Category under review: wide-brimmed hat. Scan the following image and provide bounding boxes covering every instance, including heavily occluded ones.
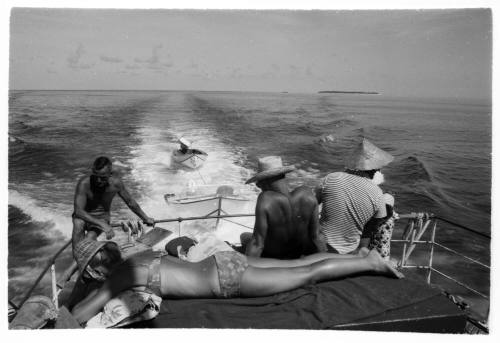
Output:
[178,137,192,148]
[345,138,394,171]
[74,239,119,275]
[245,156,296,184]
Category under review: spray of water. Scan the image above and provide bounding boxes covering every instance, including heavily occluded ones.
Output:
[126,124,257,243]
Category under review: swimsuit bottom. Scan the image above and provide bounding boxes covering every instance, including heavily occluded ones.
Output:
[212,251,249,298]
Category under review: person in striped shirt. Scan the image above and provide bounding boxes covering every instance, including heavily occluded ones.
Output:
[315,138,394,254]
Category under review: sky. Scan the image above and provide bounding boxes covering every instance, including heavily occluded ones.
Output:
[8,7,492,98]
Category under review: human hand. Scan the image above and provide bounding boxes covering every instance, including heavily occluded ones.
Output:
[121,220,143,236]
[103,224,115,239]
[143,216,155,227]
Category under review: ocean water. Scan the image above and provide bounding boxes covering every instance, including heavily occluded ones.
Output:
[8,90,491,317]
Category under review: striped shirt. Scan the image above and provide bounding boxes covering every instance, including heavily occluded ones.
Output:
[319,172,386,254]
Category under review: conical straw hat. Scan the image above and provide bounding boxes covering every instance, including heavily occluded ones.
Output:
[345,138,394,170]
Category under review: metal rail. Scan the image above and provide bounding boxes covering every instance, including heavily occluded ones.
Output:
[10,210,489,325]
[9,213,255,311]
[12,239,72,310]
[395,213,490,316]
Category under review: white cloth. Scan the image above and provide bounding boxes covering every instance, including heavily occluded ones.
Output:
[182,234,234,262]
[85,289,162,328]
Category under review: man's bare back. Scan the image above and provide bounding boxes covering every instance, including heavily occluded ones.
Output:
[245,156,325,259]
[254,186,319,258]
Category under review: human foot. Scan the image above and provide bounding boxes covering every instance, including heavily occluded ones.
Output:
[357,247,370,257]
[367,249,404,279]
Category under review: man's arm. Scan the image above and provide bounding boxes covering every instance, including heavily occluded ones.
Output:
[245,194,268,257]
[314,183,323,204]
[308,200,327,252]
[73,179,114,241]
[116,179,155,226]
[359,214,387,249]
[359,194,388,249]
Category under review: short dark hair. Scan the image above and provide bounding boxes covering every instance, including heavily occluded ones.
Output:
[346,169,379,179]
[92,156,112,171]
[88,243,122,269]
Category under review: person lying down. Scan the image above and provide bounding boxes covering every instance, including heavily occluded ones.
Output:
[71,238,404,325]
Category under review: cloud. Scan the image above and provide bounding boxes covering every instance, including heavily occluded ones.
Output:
[67,43,95,70]
[125,64,140,70]
[100,55,123,63]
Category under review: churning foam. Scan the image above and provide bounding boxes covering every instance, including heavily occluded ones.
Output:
[8,189,73,237]
[126,123,257,243]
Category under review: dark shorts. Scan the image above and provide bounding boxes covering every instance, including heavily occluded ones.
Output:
[212,251,249,298]
[72,211,110,236]
[326,243,340,254]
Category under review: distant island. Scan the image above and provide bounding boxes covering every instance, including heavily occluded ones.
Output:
[318,91,379,95]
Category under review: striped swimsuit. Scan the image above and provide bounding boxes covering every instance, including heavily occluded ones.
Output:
[319,172,386,254]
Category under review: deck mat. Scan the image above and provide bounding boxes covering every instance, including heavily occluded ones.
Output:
[144,275,448,329]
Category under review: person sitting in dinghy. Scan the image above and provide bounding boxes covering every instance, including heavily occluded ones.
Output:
[178,137,193,154]
[70,238,403,325]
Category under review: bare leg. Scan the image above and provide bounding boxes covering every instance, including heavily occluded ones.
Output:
[241,250,403,297]
[247,252,360,268]
[72,217,87,252]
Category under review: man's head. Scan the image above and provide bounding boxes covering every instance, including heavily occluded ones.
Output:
[74,239,122,282]
[90,156,113,190]
[344,139,393,184]
[245,156,295,187]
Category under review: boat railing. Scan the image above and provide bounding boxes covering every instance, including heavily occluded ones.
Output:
[9,211,490,330]
[8,213,255,314]
[391,212,490,332]
[392,212,490,299]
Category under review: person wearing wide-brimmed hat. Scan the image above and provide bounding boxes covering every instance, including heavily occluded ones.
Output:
[178,137,192,154]
[315,138,394,255]
[242,156,326,259]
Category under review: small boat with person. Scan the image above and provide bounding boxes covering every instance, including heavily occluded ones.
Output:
[172,137,208,169]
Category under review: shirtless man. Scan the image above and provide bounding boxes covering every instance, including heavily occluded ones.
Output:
[243,156,327,259]
[72,156,155,251]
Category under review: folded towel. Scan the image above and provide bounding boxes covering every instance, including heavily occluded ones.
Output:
[86,289,162,328]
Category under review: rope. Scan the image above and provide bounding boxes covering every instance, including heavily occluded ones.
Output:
[434,215,490,240]
[220,218,254,230]
[197,169,207,184]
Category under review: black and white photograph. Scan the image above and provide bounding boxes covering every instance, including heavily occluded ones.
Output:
[4,0,495,337]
